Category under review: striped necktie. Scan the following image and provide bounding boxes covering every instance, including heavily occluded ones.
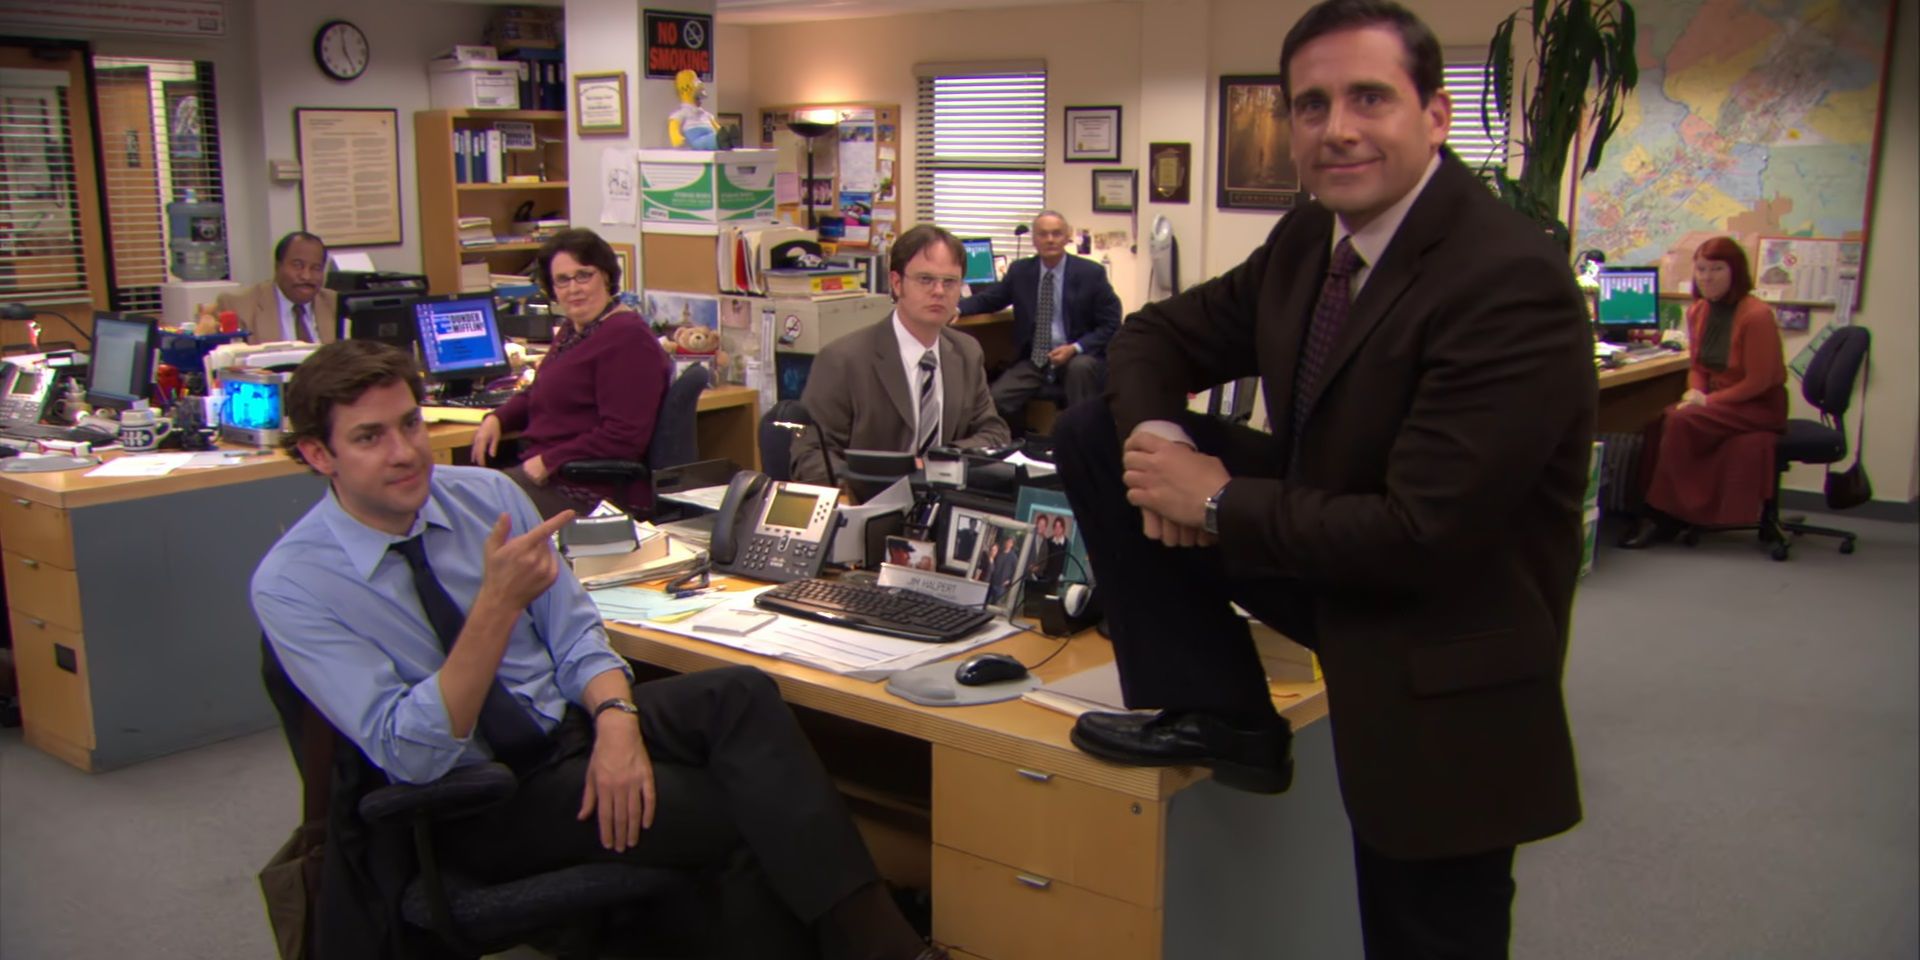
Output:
[915,348,940,455]
[1030,268,1056,368]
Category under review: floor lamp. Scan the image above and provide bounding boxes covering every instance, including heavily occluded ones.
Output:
[786,111,838,230]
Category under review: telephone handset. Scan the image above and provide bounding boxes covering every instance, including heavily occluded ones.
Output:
[710,470,842,583]
[0,362,56,423]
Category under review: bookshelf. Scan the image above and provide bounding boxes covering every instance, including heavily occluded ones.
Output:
[415,109,570,294]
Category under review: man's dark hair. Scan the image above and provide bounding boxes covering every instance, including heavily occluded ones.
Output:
[282,340,424,466]
[535,228,622,299]
[274,231,328,264]
[889,224,966,278]
[1278,0,1444,112]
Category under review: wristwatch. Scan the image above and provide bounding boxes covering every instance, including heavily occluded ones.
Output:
[1202,482,1230,536]
[592,697,640,722]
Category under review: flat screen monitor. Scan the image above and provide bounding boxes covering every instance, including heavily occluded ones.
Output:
[86,312,159,411]
[960,238,997,286]
[1594,267,1660,343]
[414,296,509,388]
[342,290,424,351]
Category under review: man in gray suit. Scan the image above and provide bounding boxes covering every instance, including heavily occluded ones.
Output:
[790,225,1009,485]
[217,231,339,344]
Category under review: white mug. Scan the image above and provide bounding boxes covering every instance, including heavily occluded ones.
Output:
[119,408,174,452]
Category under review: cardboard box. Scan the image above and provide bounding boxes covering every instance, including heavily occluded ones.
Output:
[427,59,520,111]
[638,149,778,234]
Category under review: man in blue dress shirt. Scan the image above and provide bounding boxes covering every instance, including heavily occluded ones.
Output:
[252,340,941,960]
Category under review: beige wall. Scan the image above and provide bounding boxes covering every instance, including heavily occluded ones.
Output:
[737,0,1919,507]
[742,2,1147,298]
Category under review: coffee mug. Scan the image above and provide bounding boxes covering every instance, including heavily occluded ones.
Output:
[119,409,174,452]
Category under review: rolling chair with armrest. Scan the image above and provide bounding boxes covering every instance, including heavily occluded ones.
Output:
[557,362,711,520]
[1683,326,1871,561]
[261,636,706,959]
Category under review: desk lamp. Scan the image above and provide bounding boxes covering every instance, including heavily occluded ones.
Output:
[1012,223,1029,261]
[785,110,839,229]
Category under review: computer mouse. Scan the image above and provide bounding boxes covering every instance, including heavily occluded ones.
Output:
[954,653,1029,687]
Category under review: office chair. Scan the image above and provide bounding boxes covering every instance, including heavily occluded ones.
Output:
[261,636,705,959]
[557,362,712,519]
[758,399,812,482]
[1683,326,1871,561]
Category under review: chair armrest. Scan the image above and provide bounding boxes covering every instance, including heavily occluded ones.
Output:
[358,762,517,824]
[557,459,650,484]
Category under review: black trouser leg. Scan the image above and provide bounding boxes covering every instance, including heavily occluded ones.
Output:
[1052,402,1292,722]
[440,668,885,955]
[1352,834,1516,960]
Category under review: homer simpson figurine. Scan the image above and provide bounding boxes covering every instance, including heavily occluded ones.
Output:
[669,69,718,150]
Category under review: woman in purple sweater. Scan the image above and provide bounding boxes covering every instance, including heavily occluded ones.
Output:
[473,229,672,518]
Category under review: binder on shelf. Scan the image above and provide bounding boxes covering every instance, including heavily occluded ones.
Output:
[764,268,865,298]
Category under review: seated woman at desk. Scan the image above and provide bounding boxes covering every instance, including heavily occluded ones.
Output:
[473,229,672,519]
[1622,236,1787,548]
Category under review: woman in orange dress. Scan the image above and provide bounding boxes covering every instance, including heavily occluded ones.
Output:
[1621,237,1787,547]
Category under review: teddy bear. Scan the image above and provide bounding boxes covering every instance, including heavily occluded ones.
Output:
[664,324,729,378]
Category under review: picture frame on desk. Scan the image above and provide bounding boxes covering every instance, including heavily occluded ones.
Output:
[1015,485,1091,594]
[573,71,629,136]
[968,515,1035,616]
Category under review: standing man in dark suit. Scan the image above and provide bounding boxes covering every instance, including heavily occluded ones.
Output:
[1054,2,1593,957]
[958,211,1121,424]
[790,225,1009,485]
[217,231,339,344]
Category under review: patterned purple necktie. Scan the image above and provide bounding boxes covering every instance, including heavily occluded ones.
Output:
[1292,237,1365,443]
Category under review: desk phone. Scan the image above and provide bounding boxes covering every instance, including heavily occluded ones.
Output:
[0,362,56,423]
[710,471,840,583]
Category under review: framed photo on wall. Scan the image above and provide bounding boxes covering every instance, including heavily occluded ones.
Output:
[608,241,636,293]
[1216,75,1299,211]
[715,112,744,149]
[1148,142,1191,203]
[1064,105,1121,163]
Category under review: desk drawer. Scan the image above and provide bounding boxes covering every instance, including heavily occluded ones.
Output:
[932,845,1157,960]
[10,611,95,750]
[4,550,82,631]
[0,496,73,568]
[932,745,1162,907]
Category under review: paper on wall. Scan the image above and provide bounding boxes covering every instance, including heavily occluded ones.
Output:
[600,147,637,225]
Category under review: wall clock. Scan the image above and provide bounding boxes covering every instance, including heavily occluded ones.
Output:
[314,20,370,82]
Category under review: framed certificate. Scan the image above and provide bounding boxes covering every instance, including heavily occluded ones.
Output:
[1091,168,1136,213]
[573,72,629,136]
[1064,105,1120,163]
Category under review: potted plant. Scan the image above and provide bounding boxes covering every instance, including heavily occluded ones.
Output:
[1481,0,1640,251]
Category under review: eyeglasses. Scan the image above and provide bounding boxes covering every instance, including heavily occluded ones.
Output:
[904,273,964,293]
[551,268,601,289]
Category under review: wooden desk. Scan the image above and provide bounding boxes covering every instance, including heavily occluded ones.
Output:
[0,387,756,772]
[607,619,1350,959]
[954,310,1016,372]
[1596,352,1690,433]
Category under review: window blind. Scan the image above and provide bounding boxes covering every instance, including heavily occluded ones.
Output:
[914,70,1046,257]
[0,66,89,307]
[93,56,227,313]
[1444,52,1509,179]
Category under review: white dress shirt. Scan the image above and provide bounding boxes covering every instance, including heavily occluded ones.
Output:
[890,311,945,448]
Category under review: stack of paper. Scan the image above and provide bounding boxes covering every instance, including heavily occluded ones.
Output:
[589,585,735,623]
[457,216,496,248]
[1020,663,1137,719]
[571,534,706,589]
[653,593,1019,681]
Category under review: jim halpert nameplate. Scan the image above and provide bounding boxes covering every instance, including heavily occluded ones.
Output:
[295,108,403,247]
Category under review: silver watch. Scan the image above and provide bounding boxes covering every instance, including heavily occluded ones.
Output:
[592,697,639,721]
[1202,483,1230,535]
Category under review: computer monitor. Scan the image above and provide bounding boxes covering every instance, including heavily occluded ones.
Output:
[1594,267,1661,343]
[960,238,997,286]
[341,290,424,351]
[414,296,509,394]
[86,312,159,411]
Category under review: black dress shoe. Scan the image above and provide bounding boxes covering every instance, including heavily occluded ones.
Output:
[1071,710,1294,794]
[1618,516,1680,549]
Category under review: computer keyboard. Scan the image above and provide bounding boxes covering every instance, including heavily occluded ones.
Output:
[439,389,520,409]
[755,578,995,644]
[0,421,116,444]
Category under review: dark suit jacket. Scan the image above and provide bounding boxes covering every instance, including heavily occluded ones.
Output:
[959,254,1121,359]
[217,280,341,345]
[1107,150,1594,859]
[790,316,1011,484]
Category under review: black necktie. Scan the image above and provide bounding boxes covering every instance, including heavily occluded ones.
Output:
[1031,268,1056,369]
[391,535,549,771]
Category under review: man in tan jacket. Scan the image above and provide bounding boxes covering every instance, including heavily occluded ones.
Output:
[218,231,339,344]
